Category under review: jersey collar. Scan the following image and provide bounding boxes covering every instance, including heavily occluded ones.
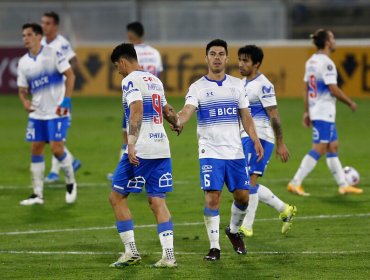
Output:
[204,75,227,86]
[244,73,261,87]
[28,46,44,61]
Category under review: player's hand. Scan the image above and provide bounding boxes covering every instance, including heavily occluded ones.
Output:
[350,101,357,112]
[22,100,34,113]
[303,112,311,128]
[169,123,183,136]
[56,97,71,116]
[254,140,264,162]
[128,144,140,166]
[276,142,290,163]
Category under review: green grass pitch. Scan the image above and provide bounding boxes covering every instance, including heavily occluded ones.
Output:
[0,95,369,279]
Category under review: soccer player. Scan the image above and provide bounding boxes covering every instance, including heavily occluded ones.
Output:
[41,11,81,183]
[108,43,181,268]
[176,39,264,261]
[237,45,297,237]
[17,23,77,205]
[107,21,163,181]
[288,29,363,195]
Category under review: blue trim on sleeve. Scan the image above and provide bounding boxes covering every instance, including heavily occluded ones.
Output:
[234,201,248,211]
[116,219,134,233]
[157,220,173,234]
[326,152,338,158]
[308,150,321,161]
[204,207,219,217]
[31,155,44,163]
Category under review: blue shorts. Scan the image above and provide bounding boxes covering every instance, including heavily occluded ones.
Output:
[112,154,173,196]
[26,117,68,142]
[242,137,274,176]
[199,158,250,192]
[312,120,338,144]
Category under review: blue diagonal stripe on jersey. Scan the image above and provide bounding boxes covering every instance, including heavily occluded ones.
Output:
[249,101,270,121]
[28,71,64,94]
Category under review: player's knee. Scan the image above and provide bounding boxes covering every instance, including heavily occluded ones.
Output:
[50,142,65,157]
[233,190,249,205]
[108,191,121,206]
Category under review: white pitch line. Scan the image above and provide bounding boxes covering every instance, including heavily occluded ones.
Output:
[0,250,369,256]
[1,213,369,236]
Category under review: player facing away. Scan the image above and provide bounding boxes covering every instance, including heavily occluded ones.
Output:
[108,43,181,268]
[41,11,81,183]
[288,29,363,196]
[237,45,297,237]
[17,23,77,205]
[176,39,264,261]
[107,21,164,181]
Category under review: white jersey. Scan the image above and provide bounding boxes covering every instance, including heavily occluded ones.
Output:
[241,74,277,143]
[185,75,249,159]
[134,44,163,77]
[304,53,337,122]
[17,46,71,120]
[122,70,170,159]
[41,34,76,61]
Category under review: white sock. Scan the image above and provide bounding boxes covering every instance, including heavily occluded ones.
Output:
[291,150,320,186]
[58,152,76,184]
[31,161,45,197]
[258,184,286,213]
[204,214,220,250]
[119,230,139,255]
[242,190,258,230]
[326,154,347,187]
[50,146,73,174]
[159,230,175,260]
[230,201,247,234]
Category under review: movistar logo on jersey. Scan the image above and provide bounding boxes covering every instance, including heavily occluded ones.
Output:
[262,86,273,94]
[209,107,237,117]
[122,81,139,95]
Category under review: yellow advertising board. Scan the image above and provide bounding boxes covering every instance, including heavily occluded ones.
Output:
[75,45,370,98]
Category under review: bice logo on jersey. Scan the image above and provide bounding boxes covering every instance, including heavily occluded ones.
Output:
[31,75,49,90]
[209,107,237,117]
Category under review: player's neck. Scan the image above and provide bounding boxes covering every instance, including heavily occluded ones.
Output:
[317,48,331,57]
[29,44,42,57]
[247,71,259,81]
[207,71,225,81]
[46,33,58,44]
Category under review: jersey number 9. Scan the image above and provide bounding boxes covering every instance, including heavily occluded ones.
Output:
[308,75,317,98]
[152,93,163,124]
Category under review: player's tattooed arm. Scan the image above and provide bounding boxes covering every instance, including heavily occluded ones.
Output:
[18,87,34,112]
[128,100,143,144]
[266,106,283,142]
[266,105,290,162]
[163,103,178,126]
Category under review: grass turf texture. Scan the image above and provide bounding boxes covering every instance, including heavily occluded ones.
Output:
[0,95,369,279]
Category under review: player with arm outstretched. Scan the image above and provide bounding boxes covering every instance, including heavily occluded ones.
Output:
[107,21,164,181]
[41,11,81,183]
[288,29,363,196]
[108,43,181,268]
[17,23,77,205]
[237,45,297,237]
[176,39,263,261]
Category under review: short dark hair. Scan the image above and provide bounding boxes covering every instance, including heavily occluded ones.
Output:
[43,11,60,25]
[22,23,43,35]
[310,29,329,49]
[238,45,264,66]
[206,39,228,55]
[126,21,144,38]
[111,43,138,63]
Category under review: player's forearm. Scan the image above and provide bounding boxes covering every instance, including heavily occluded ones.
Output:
[178,104,195,125]
[329,84,354,107]
[271,116,284,143]
[128,102,143,145]
[242,113,259,143]
[64,69,75,98]
[18,88,28,103]
[163,104,179,127]
[69,57,80,74]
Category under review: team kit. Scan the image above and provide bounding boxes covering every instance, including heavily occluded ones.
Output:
[17,13,362,268]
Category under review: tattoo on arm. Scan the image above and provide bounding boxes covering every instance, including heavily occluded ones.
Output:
[163,104,178,126]
[129,101,143,138]
[266,106,283,141]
